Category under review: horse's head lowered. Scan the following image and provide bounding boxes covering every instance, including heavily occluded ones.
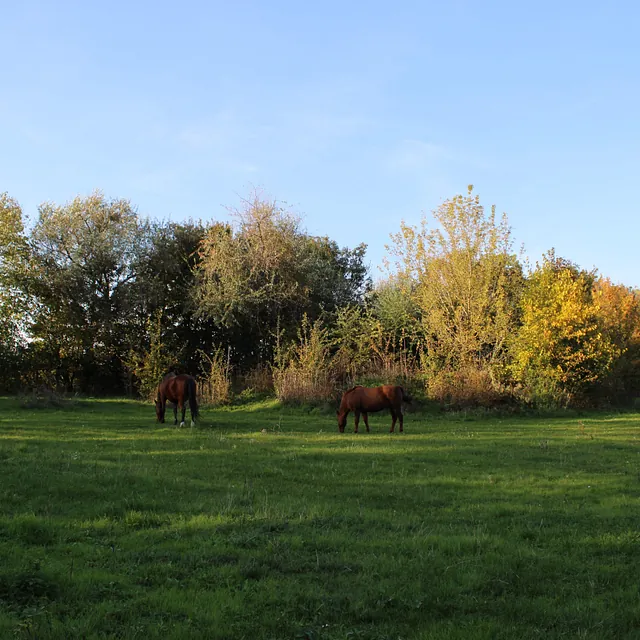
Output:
[154,394,165,423]
[336,409,347,433]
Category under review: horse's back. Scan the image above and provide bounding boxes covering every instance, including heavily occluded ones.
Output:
[343,385,405,411]
[361,385,401,402]
[341,385,385,412]
[160,374,196,401]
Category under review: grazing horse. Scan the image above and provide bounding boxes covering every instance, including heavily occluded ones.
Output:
[337,385,412,433]
[155,373,199,427]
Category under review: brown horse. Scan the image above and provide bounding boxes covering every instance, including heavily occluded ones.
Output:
[337,385,412,433]
[155,373,199,427]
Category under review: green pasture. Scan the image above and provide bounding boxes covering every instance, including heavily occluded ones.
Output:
[1,398,639,639]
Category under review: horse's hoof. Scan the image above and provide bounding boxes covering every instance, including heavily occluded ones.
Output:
[180,421,185,428]
[190,420,195,428]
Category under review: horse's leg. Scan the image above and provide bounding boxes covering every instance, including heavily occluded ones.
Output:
[180,401,186,427]
[389,409,397,433]
[362,412,370,433]
[189,388,196,427]
[354,410,361,434]
[160,396,167,424]
[173,403,178,426]
[399,409,404,433]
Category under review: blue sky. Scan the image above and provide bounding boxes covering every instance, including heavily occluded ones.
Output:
[1,1,639,285]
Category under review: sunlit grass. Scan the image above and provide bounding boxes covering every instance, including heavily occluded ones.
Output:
[1,397,640,638]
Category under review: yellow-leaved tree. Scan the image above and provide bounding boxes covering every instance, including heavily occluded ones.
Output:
[511,252,620,407]
[591,277,640,402]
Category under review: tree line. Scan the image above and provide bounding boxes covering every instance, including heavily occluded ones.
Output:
[1,186,638,409]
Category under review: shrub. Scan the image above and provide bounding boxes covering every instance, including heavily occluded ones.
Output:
[199,347,232,406]
[241,364,274,394]
[273,367,335,405]
[427,367,504,409]
[18,387,75,409]
[273,315,335,404]
[512,375,572,410]
[125,311,174,400]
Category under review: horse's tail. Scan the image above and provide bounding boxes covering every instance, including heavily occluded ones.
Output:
[188,377,199,421]
[401,387,412,404]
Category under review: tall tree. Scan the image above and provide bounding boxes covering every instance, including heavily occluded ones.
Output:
[511,252,620,406]
[194,192,369,369]
[300,236,369,316]
[26,191,150,392]
[0,193,30,389]
[386,186,523,377]
[131,219,220,379]
[589,277,640,403]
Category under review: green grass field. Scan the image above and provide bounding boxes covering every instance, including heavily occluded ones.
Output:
[1,397,639,639]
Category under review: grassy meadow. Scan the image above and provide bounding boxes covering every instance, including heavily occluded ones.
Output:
[1,397,639,639]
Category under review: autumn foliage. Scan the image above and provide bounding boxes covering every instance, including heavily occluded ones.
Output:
[0,187,638,409]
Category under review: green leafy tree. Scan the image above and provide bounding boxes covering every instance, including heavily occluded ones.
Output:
[131,219,219,376]
[386,186,524,380]
[195,191,369,369]
[0,193,30,389]
[195,194,304,329]
[370,276,422,353]
[25,191,151,392]
[332,306,377,379]
[300,236,369,316]
[125,311,175,400]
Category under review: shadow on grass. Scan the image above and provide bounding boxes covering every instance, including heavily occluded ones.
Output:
[2,398,640,638]
[3,504,638,639]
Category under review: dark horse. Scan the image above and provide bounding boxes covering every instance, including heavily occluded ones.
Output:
[337,385,412,433]
[155,373,199,427]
